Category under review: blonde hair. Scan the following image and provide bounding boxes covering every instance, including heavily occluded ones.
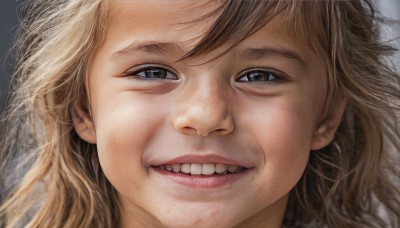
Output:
[1,0,399,227]
[0,0,117,227]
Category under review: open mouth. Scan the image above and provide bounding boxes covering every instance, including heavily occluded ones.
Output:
[151,162,253,189]
[154,163,247,176]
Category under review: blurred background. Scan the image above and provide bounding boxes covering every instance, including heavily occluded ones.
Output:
[0,0,399,115]
[0,0,19,115]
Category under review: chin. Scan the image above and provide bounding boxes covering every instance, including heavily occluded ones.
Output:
[155,203,242,228]
[160,216,234,228]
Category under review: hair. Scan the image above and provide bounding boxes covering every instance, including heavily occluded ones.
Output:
[1,0,399,227]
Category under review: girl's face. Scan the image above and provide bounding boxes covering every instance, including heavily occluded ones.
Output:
[79,1,338,227]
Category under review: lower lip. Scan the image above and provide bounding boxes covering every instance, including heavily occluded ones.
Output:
[151,167,252,189]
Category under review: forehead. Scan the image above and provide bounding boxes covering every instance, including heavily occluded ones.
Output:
[107,1,222,52]
[104,1,319,61]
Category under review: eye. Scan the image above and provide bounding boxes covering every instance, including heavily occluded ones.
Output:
[124,65,178,80]
[236,69,283,83]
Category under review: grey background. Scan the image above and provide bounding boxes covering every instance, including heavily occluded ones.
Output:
[0,1,399,116]
[0,0,19,115]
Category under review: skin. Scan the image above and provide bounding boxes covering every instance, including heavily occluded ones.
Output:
[73,1,345,227]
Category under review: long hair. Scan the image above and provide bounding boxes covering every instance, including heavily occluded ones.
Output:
[0,0,118,227]
[1,0,399,227]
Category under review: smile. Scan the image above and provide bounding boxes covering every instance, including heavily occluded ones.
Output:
[149,154,254,189]
[151,165,252,189]
[156,163,246,175]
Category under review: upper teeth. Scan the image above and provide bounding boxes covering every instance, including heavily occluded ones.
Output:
[159,163,243,175]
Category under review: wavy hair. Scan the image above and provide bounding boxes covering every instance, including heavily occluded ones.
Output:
[1,0,399,227]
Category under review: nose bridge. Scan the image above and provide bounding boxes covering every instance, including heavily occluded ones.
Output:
[174,75,234,136]
[196,78,227,116]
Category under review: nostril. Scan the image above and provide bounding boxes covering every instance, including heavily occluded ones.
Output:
[215,129,227,134]
[173,115,234,136]
[208,128,233,136]
[215,122,234,135]
[182,126,197,135]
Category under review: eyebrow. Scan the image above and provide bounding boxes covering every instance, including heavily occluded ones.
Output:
[111,42,184,59]
[241,47,308,70]
[112,41,308,70]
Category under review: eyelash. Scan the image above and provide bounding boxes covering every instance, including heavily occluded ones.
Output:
[123,64,179,80]
[236,68,285,83]
[123,65,286,83]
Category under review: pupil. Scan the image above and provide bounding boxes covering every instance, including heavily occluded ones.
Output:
[145,69,165,78]
[249,72,266,82]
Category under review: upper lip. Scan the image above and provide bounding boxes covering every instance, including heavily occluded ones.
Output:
[152,154,253,169]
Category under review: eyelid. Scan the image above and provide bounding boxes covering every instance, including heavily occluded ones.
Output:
[236,67,288,82]
[123,63,178,78]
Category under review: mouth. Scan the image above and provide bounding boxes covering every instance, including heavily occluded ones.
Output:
[151,163,252,189]
[154,163,247,175]
[149,154,254,189]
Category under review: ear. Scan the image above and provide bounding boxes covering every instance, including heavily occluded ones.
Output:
[310,97,347,150]
[71,105,97,144]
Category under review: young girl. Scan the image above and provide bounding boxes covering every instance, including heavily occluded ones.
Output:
[1,0,399,227]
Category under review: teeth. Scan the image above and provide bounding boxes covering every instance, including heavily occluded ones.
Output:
[172,164,181,173]
[159,163,244,175]
[215,164,227,174]
[190,164,202,175]
[228,165,237,173]
[202,163,215,175]
[181,164,191,174]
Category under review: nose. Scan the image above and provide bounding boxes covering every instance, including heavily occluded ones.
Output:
[172,80,234,137]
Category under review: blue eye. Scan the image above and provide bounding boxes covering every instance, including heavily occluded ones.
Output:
[236,70,282,83]
[124,66,178,80]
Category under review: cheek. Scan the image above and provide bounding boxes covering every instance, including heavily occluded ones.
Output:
[261,116,311,185]
[93,94,166,191]
[243,99,314,200]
